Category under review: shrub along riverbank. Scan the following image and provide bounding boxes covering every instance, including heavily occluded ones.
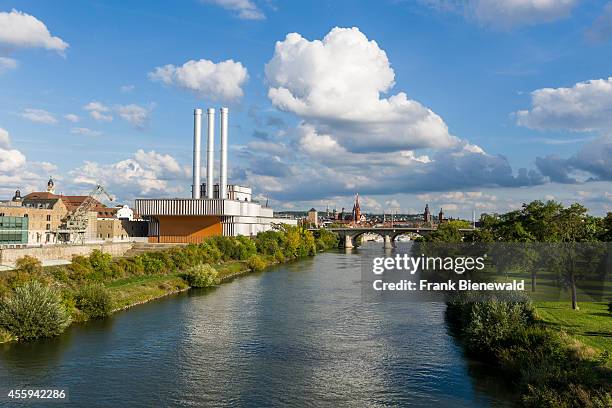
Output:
[0,226,339,343]
[447,292,611,407]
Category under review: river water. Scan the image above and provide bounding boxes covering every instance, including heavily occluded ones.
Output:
[0,243,513,407]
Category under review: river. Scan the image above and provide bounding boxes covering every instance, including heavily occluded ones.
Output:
[0,243,513,407]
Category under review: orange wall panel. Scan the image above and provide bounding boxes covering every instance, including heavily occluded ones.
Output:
[151,216,222,244]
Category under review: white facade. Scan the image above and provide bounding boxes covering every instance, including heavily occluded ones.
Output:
[116,205,134,221]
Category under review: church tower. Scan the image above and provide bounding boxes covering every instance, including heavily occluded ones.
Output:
[352,193,361,225]
[424,204,431,223]
[47,177,55,194]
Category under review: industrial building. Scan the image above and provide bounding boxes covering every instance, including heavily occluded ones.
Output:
[135,108,296,243]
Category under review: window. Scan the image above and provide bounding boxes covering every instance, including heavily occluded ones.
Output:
[46,215,51,221]
[46,224,51,230]
[23,214,28,218]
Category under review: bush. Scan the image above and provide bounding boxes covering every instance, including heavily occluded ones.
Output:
[50,266,69,283]
[140,253,167,275]
[247,255,267,272]
[463,298,536,356]
[274,250,285,263]
[255,230,282,255]
[313,229,339,251]
[15,255,42,274]
[75,284,113,319]
[68,255,94,280]
[235,236,257,260]
[183,264,219,288]
[89,250,113,278]
[0,281,71,340]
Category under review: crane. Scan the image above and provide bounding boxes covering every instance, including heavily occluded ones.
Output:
[63,184,114,244]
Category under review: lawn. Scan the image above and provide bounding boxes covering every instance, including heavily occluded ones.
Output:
[535,301,612,355]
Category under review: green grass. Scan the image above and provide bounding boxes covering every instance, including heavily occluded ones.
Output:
[107,274,188,310]
[535,301,612,356]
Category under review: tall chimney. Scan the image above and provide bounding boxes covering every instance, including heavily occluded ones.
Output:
[192,108,202,199]
[206,108,215,199]
[219,107,228,200]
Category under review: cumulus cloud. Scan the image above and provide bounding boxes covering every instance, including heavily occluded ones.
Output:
[234,27,547,205]
[536,136,612,183]
[116,104,150,129]
[0,147,26,173]
[0,9,68,53]
[586,2,612,43]
[0,56,17,73]
[265,27,458,152]
[21,108,57,124]
[83,101,113,122]
[201,0,265,20]
[64,113,79,122]
[516,77,612,132]
[149,58,248,102]
[420,0,578,29]
[69,149,186,198]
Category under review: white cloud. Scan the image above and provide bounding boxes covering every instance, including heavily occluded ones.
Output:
[265,27,458,153]
[116,104,150,129]
[0,147,25,172]
[0,127,10,148]
[0,128,27,176]
[0,9,68,53]
[21,108,57,124]
[586,2,612,43]
[64,113,79,122]
[120,84,135,93]
[70,127,100,136]
[420,0,578,29]
[471,0,578,28]
[84,101,113,122]
[149,58,248,102]
[0,56,17,73]
[517,77,612,132]
[201,0,265,20]
[69,149,185,198]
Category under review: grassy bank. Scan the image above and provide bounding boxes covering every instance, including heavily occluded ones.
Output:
[0,226,339,343]
[535,302,612,357]
[447,292,611,407]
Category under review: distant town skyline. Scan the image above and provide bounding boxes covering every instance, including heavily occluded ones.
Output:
[1,0,611,218]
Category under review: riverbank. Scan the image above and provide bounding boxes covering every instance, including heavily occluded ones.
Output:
[0,227,339,344]
[447,293,612,407]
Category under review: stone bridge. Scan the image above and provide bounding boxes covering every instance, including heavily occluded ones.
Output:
[313,227,474,249]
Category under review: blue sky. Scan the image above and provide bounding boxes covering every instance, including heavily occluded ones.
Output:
[1,0,611,217]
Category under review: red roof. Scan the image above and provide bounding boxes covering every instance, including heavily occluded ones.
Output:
[23,192,115,217]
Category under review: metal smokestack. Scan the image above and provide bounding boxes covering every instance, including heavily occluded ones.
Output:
[192,108,202,199]
[206,108,215,199]
[219,107,228,200]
